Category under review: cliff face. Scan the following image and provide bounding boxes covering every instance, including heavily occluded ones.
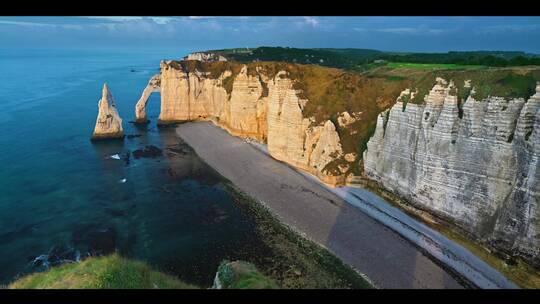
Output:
[266,71,345,185]
[142,61,346,185]
[91,84,124,140]
[183,52,227,62]
[364,78,540,263]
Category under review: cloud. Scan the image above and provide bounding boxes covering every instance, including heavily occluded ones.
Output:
[350,25,450,36]
[475,24,540,34]
[85,16,144,22]
[188,16,215,19]
[303,17,319,28]
[85,16,176,24]
[376,27,448,35]
[0,20,55,27]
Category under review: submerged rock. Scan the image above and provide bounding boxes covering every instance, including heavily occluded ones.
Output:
[72,225,117,256]
[91,84,124,140]
[132,145,163,159]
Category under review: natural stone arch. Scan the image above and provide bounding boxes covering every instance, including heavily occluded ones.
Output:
[134,74,161,123]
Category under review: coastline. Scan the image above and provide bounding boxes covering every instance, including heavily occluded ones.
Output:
[246,129,518,289]
[348,177,540,289]
[175,121,467,288]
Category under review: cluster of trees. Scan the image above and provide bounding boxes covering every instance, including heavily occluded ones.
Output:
[210,47,540,69]
[212,47,382,69]
[378,51,540,67]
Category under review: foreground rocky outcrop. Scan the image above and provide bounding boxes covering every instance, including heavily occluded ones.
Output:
[138,61,350,185]
[91,84,124,140]
[212,261,277,289]
[364,79,540,265]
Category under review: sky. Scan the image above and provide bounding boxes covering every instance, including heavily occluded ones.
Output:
[1,16,540,53]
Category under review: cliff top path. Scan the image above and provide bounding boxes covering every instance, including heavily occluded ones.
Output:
[176,121,464,289]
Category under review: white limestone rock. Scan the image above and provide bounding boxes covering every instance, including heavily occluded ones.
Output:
[155,61,348,186]
[91,84,124,140]
[364,79,540,264]
[135,74,161,123]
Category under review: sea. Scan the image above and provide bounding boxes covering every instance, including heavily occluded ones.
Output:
[0,47,268,286]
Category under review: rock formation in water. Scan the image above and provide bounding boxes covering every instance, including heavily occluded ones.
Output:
[134,74,160,123]
[137,61,347,185]
[363,78,540,264]
[91,84,124,140]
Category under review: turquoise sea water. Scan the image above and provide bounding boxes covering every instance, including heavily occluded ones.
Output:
[0,48,268,286]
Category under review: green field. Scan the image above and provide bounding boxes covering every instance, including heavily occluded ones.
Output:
[387,62,486,70]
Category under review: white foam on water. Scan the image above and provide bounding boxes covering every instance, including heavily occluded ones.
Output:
[110,154,121,160]
[118,178,127,183]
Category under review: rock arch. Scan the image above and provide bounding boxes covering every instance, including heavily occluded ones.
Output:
[134,74,161,123]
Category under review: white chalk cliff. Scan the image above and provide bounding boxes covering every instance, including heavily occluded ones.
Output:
[364,79,540,264]
[183,52,227,62]
[91,84,124,140]
[137,61,346,185]
[135,74,161,123]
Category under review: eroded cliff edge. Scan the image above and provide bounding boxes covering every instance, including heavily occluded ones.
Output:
[144,60,403,186]
[364,77,540,265]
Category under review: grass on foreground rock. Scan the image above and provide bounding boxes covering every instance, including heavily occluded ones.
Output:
[8,255,279,289]
[8,254,196,289]
[214,261,278,289]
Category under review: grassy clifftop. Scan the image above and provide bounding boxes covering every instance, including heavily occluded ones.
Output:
[373,66,540,105]
[168,60,409,175]
[206,47,540,70]
[169,58,540,177]
[8,254,195,289]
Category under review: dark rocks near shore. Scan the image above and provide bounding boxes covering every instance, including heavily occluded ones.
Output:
[27,245,81,271]
[128,119,151,125]
[123,151,130,166]
[132,145,162,159]
[72,225,117,256]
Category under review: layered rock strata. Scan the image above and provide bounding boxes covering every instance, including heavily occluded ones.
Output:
[139,61,346,185]
[91,84,124,140]
[364,79,540,264]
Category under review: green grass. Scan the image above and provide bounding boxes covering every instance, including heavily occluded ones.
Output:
[215,261,278,289]
[8,254,196,289]
[387,62,486,70]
